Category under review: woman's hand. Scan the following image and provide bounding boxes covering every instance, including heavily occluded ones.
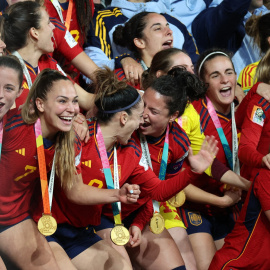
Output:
[121,57,144,86]
[119,183,141,204]
[128,225,141,247]
[220,189,242,208]
[72,113,90,143]
[188,135,218,174]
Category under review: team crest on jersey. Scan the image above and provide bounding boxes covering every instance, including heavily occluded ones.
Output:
[110,164,121,180]
[250,105,265,127]
[188,212,202,226]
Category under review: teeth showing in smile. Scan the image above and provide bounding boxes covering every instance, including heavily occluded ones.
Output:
[220,87,231,91]
[59,116,73,121]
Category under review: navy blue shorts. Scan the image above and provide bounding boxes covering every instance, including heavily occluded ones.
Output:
[46,223,102,259]
[0,216,31,234]
[180,208,235,241]
[94,211,138,232]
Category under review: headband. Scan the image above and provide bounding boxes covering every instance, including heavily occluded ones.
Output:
[198,51,229,76]
[102,93,141,114]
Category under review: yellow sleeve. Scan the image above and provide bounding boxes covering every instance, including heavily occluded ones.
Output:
[237,61,260,94]
[180,104,212,176]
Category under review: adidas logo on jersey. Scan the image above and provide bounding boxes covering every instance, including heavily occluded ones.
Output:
[15,148,25,156]
[82,160,91,168]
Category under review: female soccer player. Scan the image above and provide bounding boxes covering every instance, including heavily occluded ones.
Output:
[209,166,270,269]
[0,1,95,110]
[0,69,140,269]
[3,0,98,85]
[238,47,270,180]
[178,48,255,270]
[73,67,217,270]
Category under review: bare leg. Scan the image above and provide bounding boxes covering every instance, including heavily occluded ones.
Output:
[214,238,225,250]
[189,233,216,270]
[127,225,185,270]
[0,257,6,270]
[0,219,60,270]
[96,228,133,268]
[49,242,77,270]
[168,227,197,270]
[71,240,132,270]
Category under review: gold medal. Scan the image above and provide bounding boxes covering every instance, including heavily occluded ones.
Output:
[110,224,130,246]
[150,212,165,234]
[168,190,186,208]
[37,214,57,236]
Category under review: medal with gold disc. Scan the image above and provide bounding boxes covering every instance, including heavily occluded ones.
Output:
[111,224,130,246]
[97,125,130,246]
[140,126,171,235]
[34,119,57,236]
[150,212,165,234]
[168,190,186,207]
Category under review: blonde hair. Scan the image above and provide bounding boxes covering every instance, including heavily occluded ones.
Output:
[22,69,77,190]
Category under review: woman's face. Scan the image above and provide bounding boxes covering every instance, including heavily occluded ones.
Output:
[137,13,173,59]
[117,100,144,145]
[36,8,55,53]
[140,87,175,137]
[36,79,79,139]
[169,52,194,74]
[203,56,236,113]
[0,35,6,57]
[0,66,23,120]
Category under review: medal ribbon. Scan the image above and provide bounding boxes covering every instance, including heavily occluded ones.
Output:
[50,0,73,31]
[206,97,233,170]
[50,0,65,23]
[231,102,240,174]
[65,0,73,31]
[34,119,56,215]
[140,125,169,214]
[96,124,121,225]
[12,51,33,90]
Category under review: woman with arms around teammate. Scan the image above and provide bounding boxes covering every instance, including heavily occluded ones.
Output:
[76,67,217,270]
[0,68,140,269]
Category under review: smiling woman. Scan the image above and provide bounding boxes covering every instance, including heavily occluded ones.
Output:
[0,1,95,111]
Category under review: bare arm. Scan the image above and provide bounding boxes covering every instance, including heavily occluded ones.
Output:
[184,184,241,208]
[74,83,96,112]
[64,174,140,205]
[71,51,99,83]
[220,170,251,191]
[265,210,270,222]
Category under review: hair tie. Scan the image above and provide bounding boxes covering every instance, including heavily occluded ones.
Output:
[198,51,229,77]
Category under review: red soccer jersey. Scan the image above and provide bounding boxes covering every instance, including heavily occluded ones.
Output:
[44,0,94,82]
[44,0,94,48]
[238,89,270,181]
[15,54,71,108]
[0,111,55,226]
[183,98,240,216]
[128,122,191,229]
[209,169,270,270]
[48,120,198,227]
[50,17,82,61]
